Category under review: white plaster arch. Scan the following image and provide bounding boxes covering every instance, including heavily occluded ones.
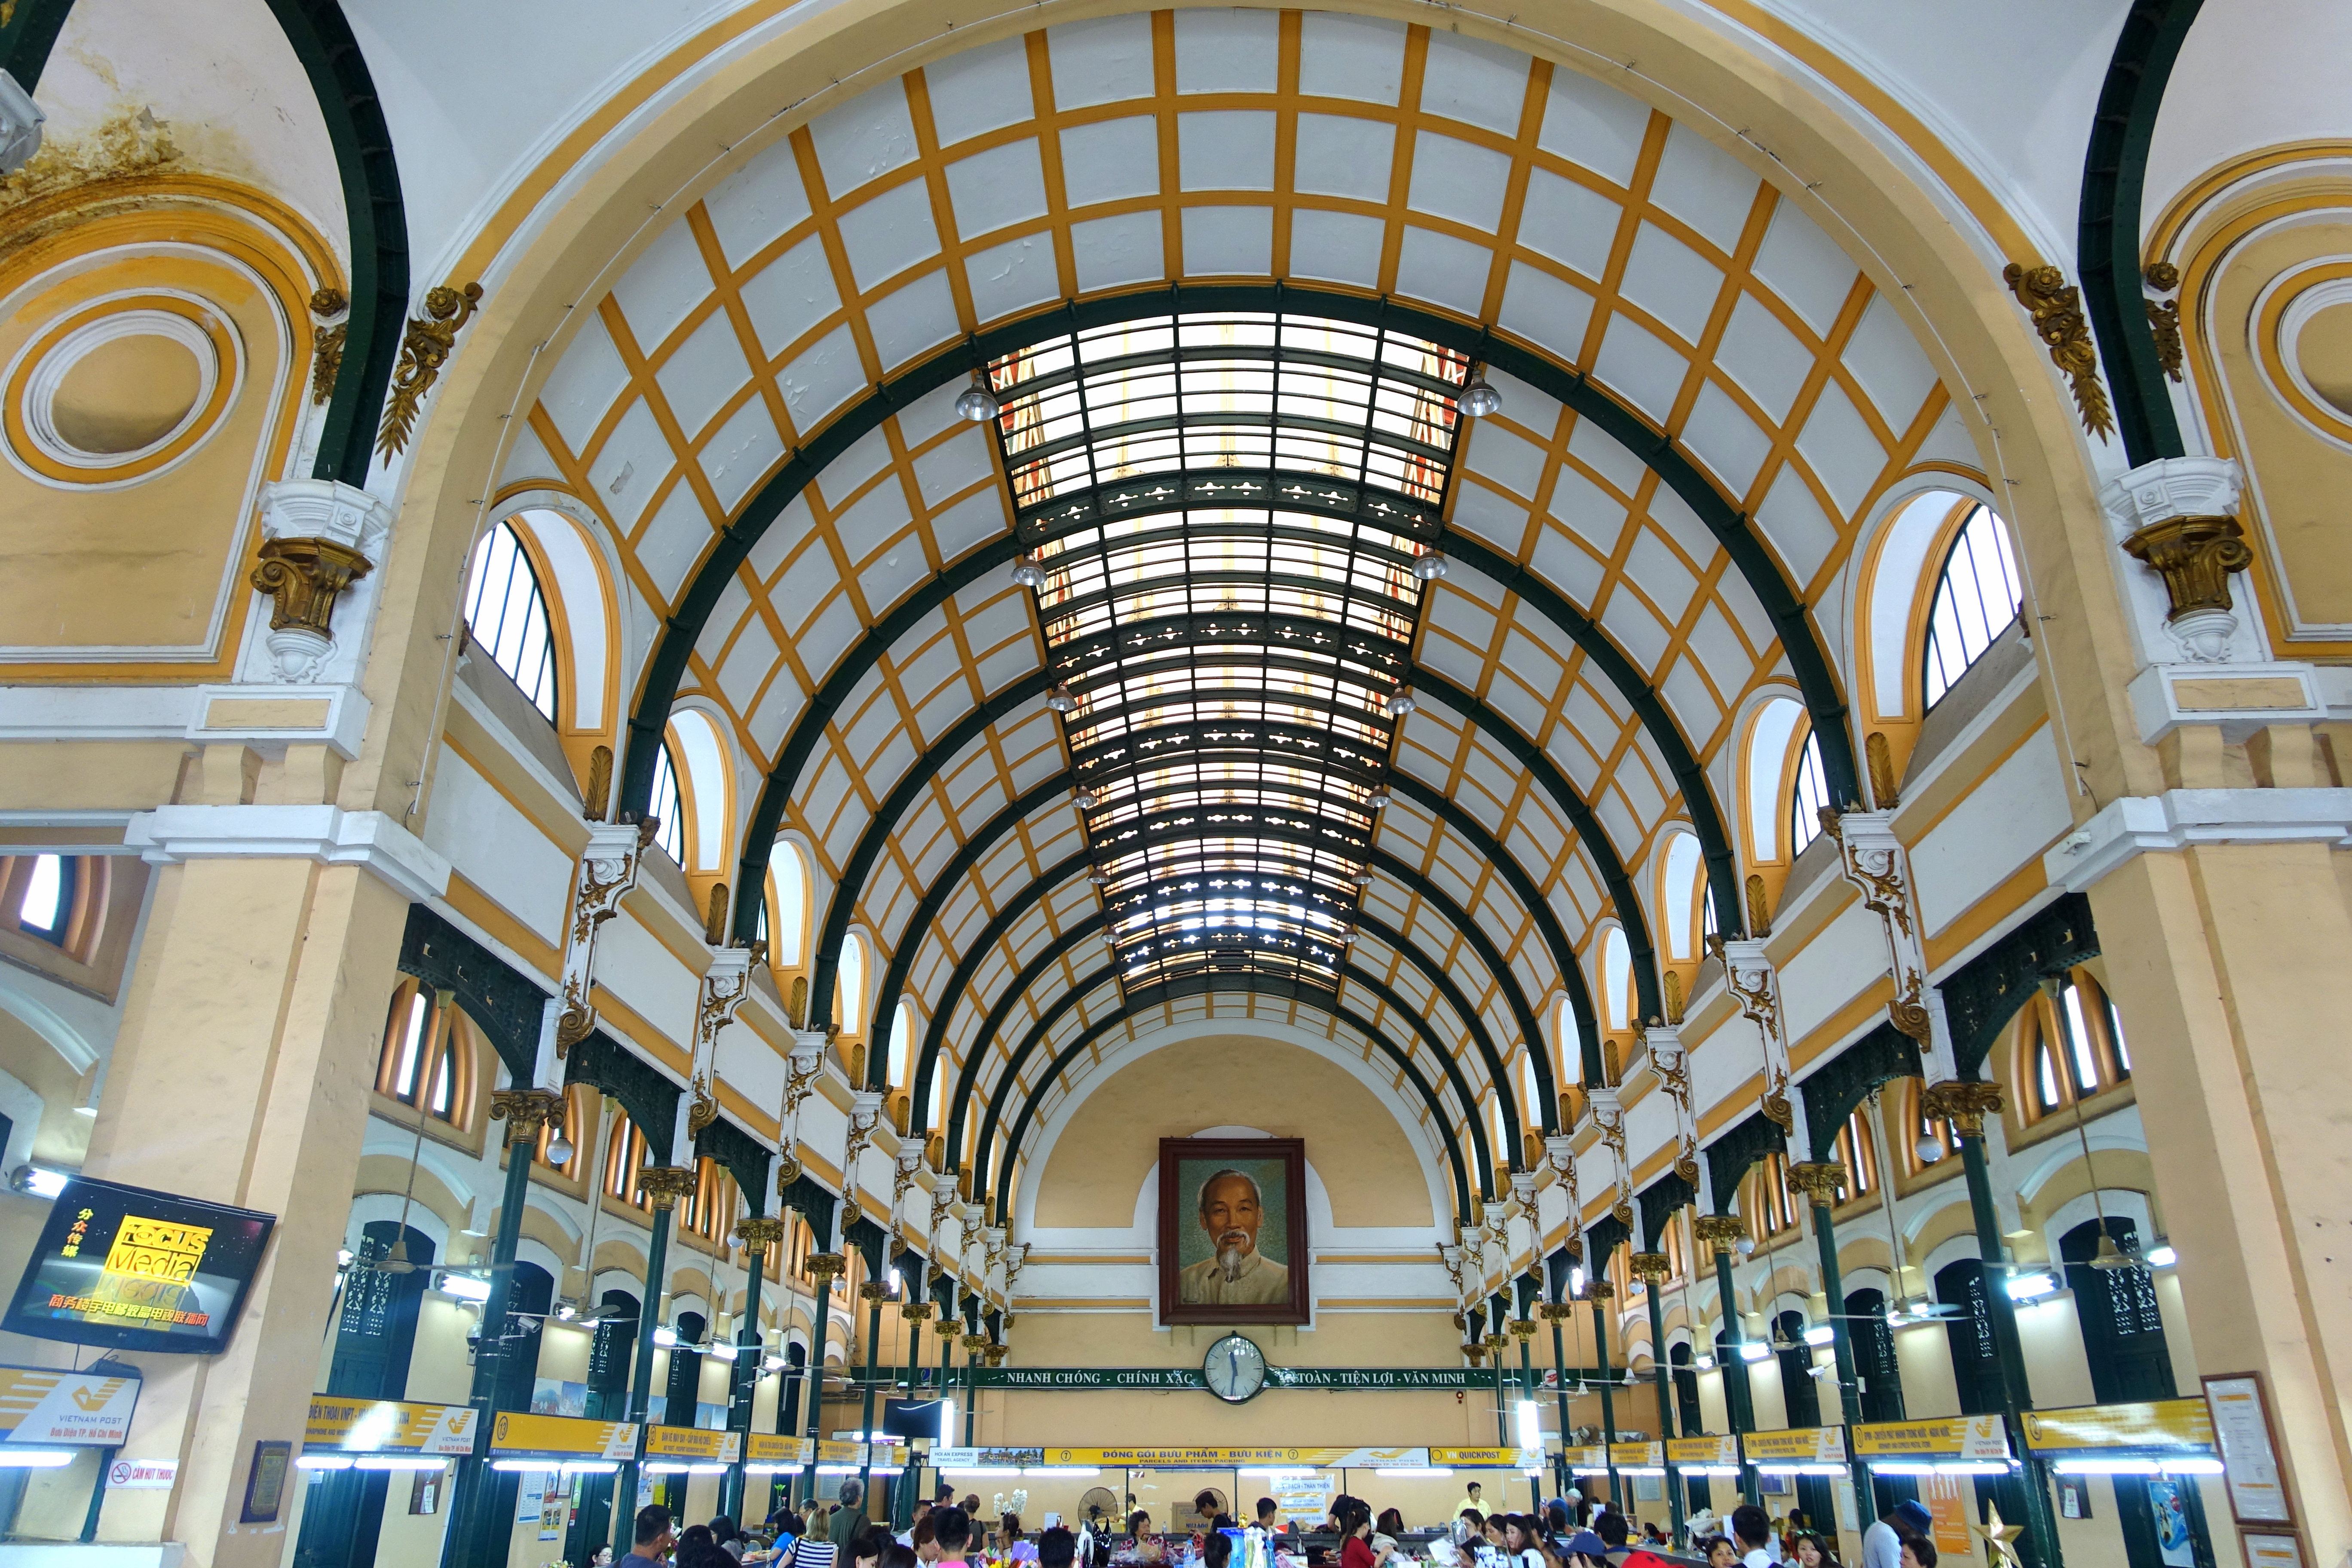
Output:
[0,970,102,1076]
[345,1194,452,1253]
[1012,1015,1455,1236]
[2012,1106,2147,1207]
[2040,1188,2157,1258]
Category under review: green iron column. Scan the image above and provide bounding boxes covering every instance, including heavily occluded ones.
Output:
[895,1297,930,1526]
[1787,1161,1873,1526]
[1511,1317,1542,1513]
[447,1086,564,1568]
[1486,1308,1511,1449]
[1630,1253,1682,1540]
[614,1162,696,1558]
[1926,1080,2064,1568]
[801,1251,845,1509]
[726,1216,787,1524]
[1695,1215,1760,1506]
[1587,1282,1620,1516]
[855,1275,888,1513]
[1542,1299,1577,1503]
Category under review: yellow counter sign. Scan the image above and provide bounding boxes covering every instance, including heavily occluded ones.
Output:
[488,1412,639,1461]
[645,1427,742,1461]
[747,1434,814,1464]
[1852,1416,2008,1460]
[2021,1400,2214,1453]
[306,1399,477,1456]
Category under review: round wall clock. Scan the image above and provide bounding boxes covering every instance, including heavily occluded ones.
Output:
[1202,1331,1268,1403]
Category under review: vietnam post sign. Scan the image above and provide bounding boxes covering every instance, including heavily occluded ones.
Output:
[306,1398,477,1455]
[0,1364,140,1446]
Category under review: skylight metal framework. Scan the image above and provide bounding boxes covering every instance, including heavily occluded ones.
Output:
[994,309,1467,1009]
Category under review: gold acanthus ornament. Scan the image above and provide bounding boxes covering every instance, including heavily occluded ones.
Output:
[1692,1214,1749,1253]
[774,1143,803,1192]
[1537,1302,1577,1323]
[1888,970,1934,1043]
[2003,262,2115,439]
[2121,514,2255,621]
[250,536,371,639]
[1627,1252,1671,1284]
[981,1344,1008,1368]
[2143,262,2185,382]
[1578,1280,1615,1304]
[376,281,483,457]
[636,1165,698,1213]
[733,1216,790,1251]
[686,1078,719,1136]
[805,1253,847,1282]
[307,287,347,407]
[1785,1161,1850,1209]
[489,1087,567,1148]
[1920,1078,2005,1137]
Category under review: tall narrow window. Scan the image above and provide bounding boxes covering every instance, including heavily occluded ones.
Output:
[1788,729,1831,855]
[16,854,72,945]
[646,741,686,866]
[1556,997,1585,1087]
[604,1115,650,1210]
[464,521,559,721]
[375,983,471,1127]
[888,1003,912,1090]
[2021,968,2132,1121]
[775,845,809,973]
[838,934,866,1037]
[1833,1111,1877,1198]
[1923,505,2023,709]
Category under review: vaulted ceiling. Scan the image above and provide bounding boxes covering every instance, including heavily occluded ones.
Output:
[492,6,1978,1209]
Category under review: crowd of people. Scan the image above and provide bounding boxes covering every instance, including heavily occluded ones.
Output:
[597,1476,1946,1568]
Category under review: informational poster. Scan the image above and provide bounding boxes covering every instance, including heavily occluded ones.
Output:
[2204,1375,2293,1525]
[517,1471,545,1525]
[2240,1533,2305,1568]
[1919,1476,1974,1557]
[409,1470,441,1516]
[540,1477,567,1541]
[1269,1473,1333,1525]
[2147,1479,2197,1568]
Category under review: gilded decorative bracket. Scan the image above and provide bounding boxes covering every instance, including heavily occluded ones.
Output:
[307,287,348,406]
[1822,807,1955,1081]
[376,281,483,458]
[551,821,655,1060]
[1642,1022,1699,1188]
[2003,262,2115,439]
[1717,936,1795,1132]
[1586,1086,1634,1228]
[2143,263,2185,382]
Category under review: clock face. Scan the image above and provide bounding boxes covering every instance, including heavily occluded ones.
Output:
[1203,1332,1268,1403]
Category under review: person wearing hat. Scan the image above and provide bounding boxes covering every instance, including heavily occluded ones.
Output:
[1561,1532,1611,1568]
[1861,1501,1933,1568]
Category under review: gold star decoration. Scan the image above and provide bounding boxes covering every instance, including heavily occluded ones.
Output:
[1969,1503,2024,1568]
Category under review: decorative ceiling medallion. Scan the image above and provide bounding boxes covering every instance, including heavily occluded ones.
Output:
[2,290,241,489]
[2249,257,2352,456]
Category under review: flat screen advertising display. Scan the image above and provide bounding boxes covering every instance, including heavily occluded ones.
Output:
[2,1177,275,1354]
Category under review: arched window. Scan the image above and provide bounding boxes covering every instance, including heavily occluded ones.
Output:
[1519,1055,1541,1150]
[604,1115,651,1210]
[1787,725,1831,856]
[1743,1150,1796,1242]
[1555,996,1585,1088]
[775,842,810,973]
[375,981,473,1127]
[1600,928,1631,1030]
[1923,504,2023,710]
[887,1002,912,1089]
[464,521,559,721]
[838,934,867,1038]
[1743,697,1805,864]
[16,853,72,944]
[1831,1110,1878,1199]
[1659,833,1702,963]
[680,1156,738,1245]
[646,741,686,866]
[5,853,105,959]
[2018,968,2131,1122]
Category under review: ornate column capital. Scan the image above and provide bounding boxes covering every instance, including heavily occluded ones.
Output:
[1692,1214,1749,1248]
[1628,1251,1671,1284]
[248,478,395,683]
[1920,1078,2006,1137]
[734,1216,790,1250]
[1537,1302,1577,1323]
[1579,1280,1614,1303]
[1785,1161,1849,1209]
[900,1300,934,1322]
[805,1253,847,1281]
[981,1344,1008,1367]
[636,1165,698,1212]
[1509,1317,1537,1340]
[959,1331,988,1351]
[489,1086,567,1147]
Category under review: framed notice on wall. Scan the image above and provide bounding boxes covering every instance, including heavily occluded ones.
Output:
[2202,1372,2294,1525]
[2239,1532,2305,1568]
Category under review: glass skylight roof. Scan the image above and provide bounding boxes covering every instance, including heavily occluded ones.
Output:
[992,310,1467,1006]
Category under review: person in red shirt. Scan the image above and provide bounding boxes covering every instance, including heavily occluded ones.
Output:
[1337,1502,1377,1568]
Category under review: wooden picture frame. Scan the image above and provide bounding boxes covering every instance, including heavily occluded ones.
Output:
[240,1439,291,1523]
[1158,1137,1308,1326]
[2202,1371,2295,1526]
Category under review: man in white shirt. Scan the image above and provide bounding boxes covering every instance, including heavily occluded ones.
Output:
[1861,1501,1933,1568]
[1730,1506,1776,1568]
